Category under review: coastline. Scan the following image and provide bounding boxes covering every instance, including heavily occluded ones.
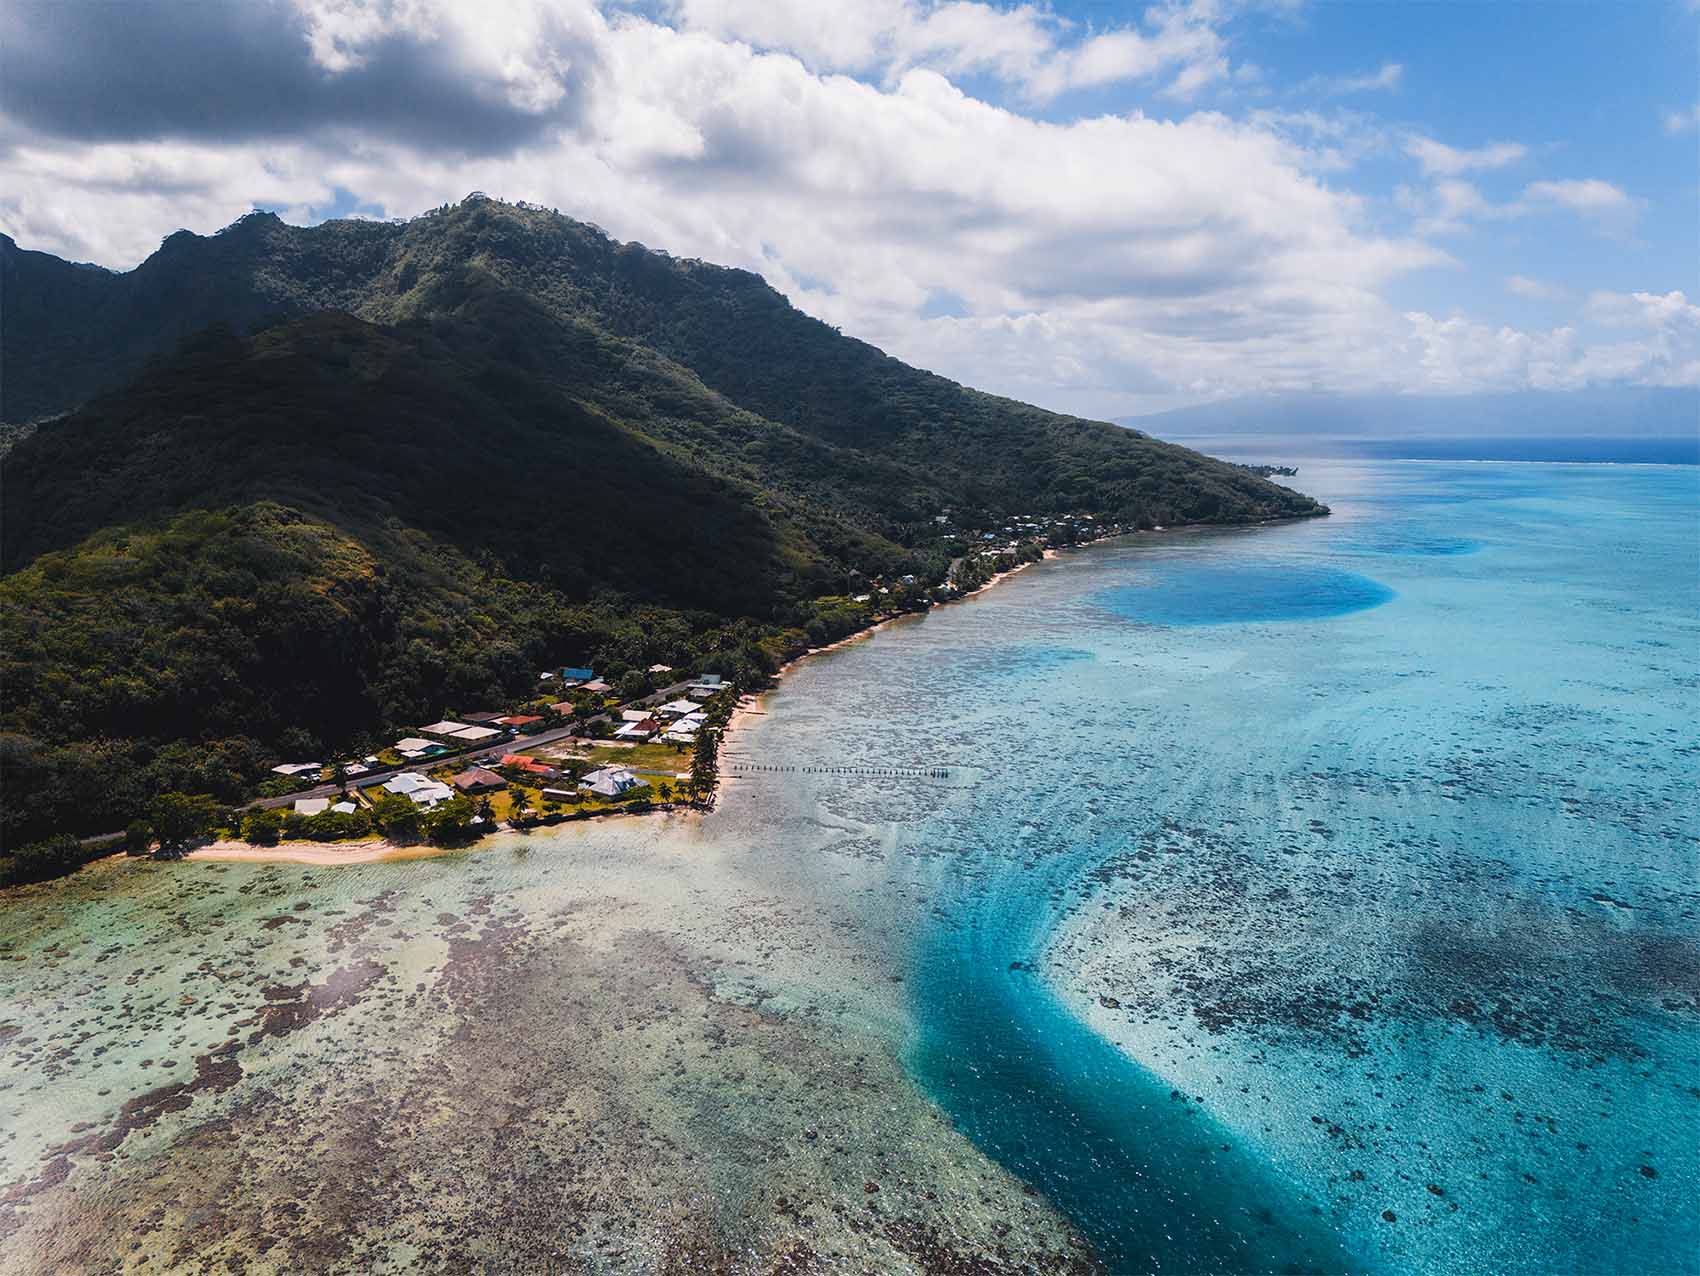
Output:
[186,836,429,866]
[119,535,1094,868]
[715,542,1074,796]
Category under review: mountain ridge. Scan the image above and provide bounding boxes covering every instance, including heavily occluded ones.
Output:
[0,195,1325,849]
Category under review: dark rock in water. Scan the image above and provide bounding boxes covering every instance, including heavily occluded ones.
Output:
[1426,1184,1446,1197]
[1382,1210,1397,1224]
[1099,995,1121,1009]
[1640,1165,1659,1179]
[864,1181,880,1193]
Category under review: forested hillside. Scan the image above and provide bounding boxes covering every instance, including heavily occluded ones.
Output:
[1,196,1325,848]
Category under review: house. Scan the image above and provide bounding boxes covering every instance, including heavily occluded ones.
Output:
[579,679,611,693]
[462,712,507,724]
[541,787,578,803]
[446,724,502,741]
[654,698,701,718]
[331,801,358,814]
[342,762,371,777]
[613,720,657,741]
[270,762,322,777]
[621,709,653,722]
[548,701,578,716]
[420,720,473,737]
[383,773,454,807]
[451,767,507,793]
[647,663,674,674]
[581,766,647,798]
[500,754,558,778]
[562,666,595,683]
[664,723,699,744]
[294,797,331,815]
[409,782,455,807]
[496,714,542,728]
[394,737,437,753]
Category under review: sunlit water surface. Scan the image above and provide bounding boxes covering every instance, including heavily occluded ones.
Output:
[2,459,1695,1274]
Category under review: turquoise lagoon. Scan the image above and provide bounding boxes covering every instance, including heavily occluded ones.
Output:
[725,457,1699,1274]
[1,458,1695,1273]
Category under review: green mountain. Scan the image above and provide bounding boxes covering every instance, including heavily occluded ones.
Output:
[0,196,1324,848]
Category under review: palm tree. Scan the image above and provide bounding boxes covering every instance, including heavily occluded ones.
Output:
[508,785,534,822]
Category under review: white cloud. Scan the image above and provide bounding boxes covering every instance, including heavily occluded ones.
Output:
[1662,103,1700,134]
[1406,136,1527,177]
[0,0,1690,410]
[1304,61,1402,97]
[665,0,1238,102]
[1521,178,1640,235]
[1505,274,1567,301]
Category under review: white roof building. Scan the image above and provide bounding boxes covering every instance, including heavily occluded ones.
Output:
[621,708,653,722]
[655,699,701,718]
[270,762,322,776]
[331,801,358,814]
[420,720,472,736]
[384,773,456,807]
[581,766,647,798]
[293,797,331,815]
[614,722,656,741]
[394,738,436,753]
[447,725,502,741]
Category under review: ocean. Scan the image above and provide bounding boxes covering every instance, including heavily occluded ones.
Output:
[1,456,1694,1273]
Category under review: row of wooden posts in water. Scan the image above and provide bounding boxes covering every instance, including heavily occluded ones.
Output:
[726,763,951,779]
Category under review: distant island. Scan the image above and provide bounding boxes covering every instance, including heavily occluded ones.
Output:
[0,195,1326,876]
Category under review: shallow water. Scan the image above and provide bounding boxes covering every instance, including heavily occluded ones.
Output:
[2,459,1695,1274]
[725,458,1699,1275]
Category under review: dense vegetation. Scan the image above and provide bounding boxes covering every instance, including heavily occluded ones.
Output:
[1,196,1324,853]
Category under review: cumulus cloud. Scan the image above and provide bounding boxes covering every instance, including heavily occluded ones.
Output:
[665,0,1237,101]
[0,0,1690,409]
[0,0,606,152]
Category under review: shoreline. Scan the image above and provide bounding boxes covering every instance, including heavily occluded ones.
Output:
[186,837,432,866]
[100,531,1113,868]
[714,540,1079,795]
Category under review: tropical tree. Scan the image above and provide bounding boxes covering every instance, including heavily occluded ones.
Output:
[369,793,422,843]
[241,807,284,846]
[148,792,217,852]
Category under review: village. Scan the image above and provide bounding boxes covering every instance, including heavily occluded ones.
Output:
[166,511,1120,854]
[245,668,739,847]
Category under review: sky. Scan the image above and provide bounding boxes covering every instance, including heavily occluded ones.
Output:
[1,0,1695,418]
